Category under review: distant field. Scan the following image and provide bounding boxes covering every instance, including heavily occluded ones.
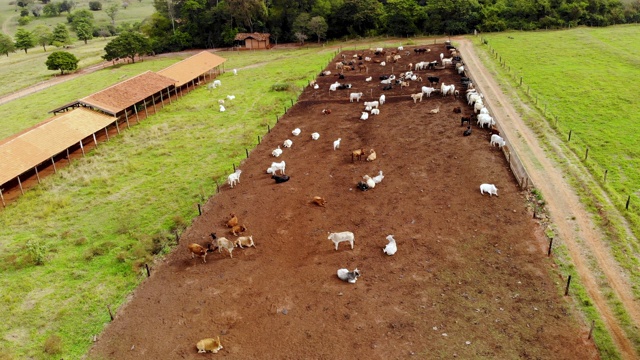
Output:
[478,25,640,325]
[1,0,156,36]
[479,25,640,234]
[0,45,338,359]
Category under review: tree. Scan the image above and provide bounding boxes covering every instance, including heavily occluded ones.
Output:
[294,31,307,44]
[88,1,102,10]
[0,33,16,57]
[383,0,421,36]
[31,4,43,17]
[332,0,384,37]
[14,28,35,53]
[292,12,311,35]
[75,20,93,44]
[103,31,150,63]
[43,2,60,16]
[308,16,328,43]
[68,9,94,30]
[58,0,75,14]
[105,3,119,26]
[46,50,78,74]
[227,0,267,33]
[32,25,53,51]
[51,23,71,46]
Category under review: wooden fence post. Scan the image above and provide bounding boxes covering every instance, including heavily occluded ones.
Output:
[107,305,114,321]
[565,275,572,296]
[604,169,608,182]
[626,196,631,210]
[145,264,150,277]
[548,238,553,256]
[588,320,595,339]
[197,203,202,216]
[568,130,572,142]
[584,148,589,161]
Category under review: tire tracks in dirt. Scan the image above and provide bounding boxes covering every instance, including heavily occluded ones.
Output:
[456,37,638,359]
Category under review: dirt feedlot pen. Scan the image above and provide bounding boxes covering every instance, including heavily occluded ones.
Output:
[90,44,596,359]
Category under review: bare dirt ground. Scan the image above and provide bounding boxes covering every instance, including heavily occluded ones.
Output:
[89,44,598,359]
[456,38,638,359]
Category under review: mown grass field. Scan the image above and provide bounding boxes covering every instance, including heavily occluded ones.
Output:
[2,0,155,36]
[475,25,640,357]
[0,46,336,359]
[0,0,155,97]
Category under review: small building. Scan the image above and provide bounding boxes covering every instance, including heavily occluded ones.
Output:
[234,33,271,50]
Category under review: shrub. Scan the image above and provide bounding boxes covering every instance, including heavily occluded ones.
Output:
[88,1,102,10]
[18,16,32,25]
[20,9,29,16]
[25,239,47,265]
[271,83,290,92]
[43,335,62,355]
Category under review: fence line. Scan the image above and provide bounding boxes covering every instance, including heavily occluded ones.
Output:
[479,37,636,212]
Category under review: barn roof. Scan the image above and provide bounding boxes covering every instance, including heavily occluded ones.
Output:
[79,71,175,115]
[234,33,270,41]
[0,108,116,185]
[157,51,227,87]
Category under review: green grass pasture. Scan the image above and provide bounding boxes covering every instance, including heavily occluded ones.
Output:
[0,46,333,359]
[476,25,640,357]
[2,0,156,36]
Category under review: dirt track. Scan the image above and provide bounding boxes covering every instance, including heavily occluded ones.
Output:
[456,38,638,359]
[88,44,598,359]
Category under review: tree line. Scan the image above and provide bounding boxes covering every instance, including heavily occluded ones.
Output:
[141,0,640,53]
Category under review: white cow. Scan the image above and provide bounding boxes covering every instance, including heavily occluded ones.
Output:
[283,139,293,148]
[350,92,363,102]
[328,231,355,250]
[267,161,286,175]
[480,183,498,196]
[272,146,282,157]
[490,134,506,148]
[213,79,221,87]
[364,101,379,109]
[379,94,385,105]
[227,169,242,188]
[311,132,320,140]
[371,109,380,115]
[477,114,495,128]
[333,138,341,150]
[421,86,436,97]
[360,112,369,121]
[383,235,397,255]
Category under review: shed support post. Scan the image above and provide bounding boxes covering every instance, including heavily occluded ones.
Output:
[34,166,40,184]
[134,105,139,122]
[160,91,165,108]
[66,148,71,163]
[51,157,57,173]
[152,95,157,113]
[125,111,130,128]
[115,119,120,134]
[167,89,172,104]
[175,87,179,99]
[104,127,110,141]
[92,133,98,147]
[0,188,5,207]
[17,176,24,195]
[79,140,85,157]
[144,100,148,118]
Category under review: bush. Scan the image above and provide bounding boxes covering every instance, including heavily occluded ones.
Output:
[25,239,47,265]
[20,9,29,16]
[43,335,62,355]
[88,1,102,10]
[270,83,290,92]
[18,16,32,25]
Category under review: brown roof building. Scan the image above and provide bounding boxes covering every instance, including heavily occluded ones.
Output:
[158,51,227,87]
[234,33,271,49]
[80,71,176,115]
[0,108,116,187]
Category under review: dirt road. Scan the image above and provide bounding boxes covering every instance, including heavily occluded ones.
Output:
[456,37,638,359]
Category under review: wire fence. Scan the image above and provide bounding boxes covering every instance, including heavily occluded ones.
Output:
[479,37,637,215]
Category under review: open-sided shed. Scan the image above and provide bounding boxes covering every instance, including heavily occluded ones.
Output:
[0,108,117,206]
[51,71,177,128]
[157,51,227,93]
[234,33,271,49]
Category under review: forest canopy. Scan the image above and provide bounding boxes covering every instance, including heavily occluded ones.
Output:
[140,0,640,53]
